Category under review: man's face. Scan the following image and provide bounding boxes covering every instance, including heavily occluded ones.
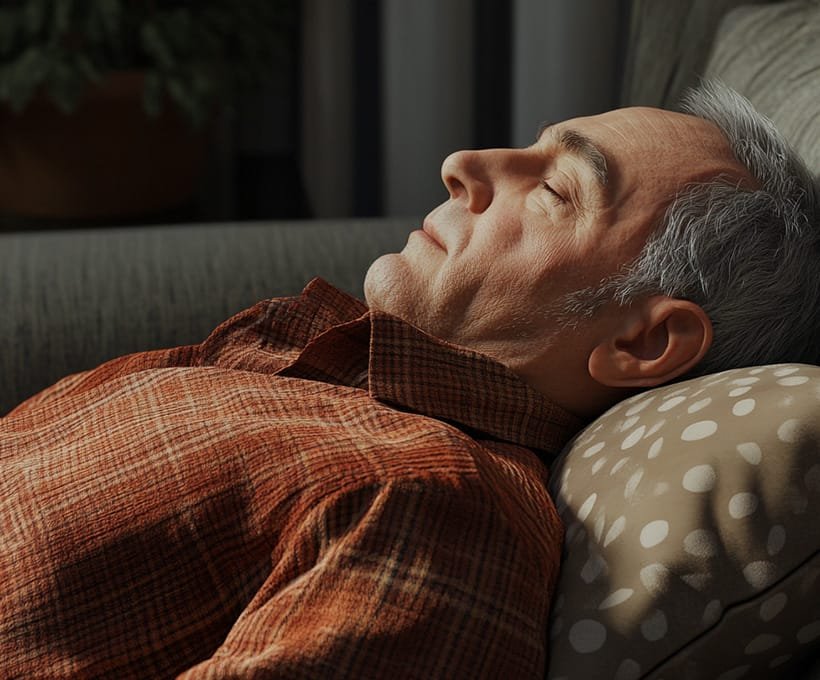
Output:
[364,107,748,359]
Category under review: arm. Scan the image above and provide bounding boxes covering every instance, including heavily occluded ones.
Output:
[179,474,558,679]
[5,345,198,418]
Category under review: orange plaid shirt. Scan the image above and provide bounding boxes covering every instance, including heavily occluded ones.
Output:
[0,279,582,679]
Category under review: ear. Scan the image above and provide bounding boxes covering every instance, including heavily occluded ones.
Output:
[588,297,712,388]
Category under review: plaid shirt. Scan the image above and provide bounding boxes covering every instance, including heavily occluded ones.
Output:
[0,278,582,679]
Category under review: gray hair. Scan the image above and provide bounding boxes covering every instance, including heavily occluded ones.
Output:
[561,80,820,376]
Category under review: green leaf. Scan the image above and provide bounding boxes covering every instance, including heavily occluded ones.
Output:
[5,47,52,111]
[75,54,101,84]
[140,21,176,69]
[0,0,293,121]
[0,9,23,56]
[142,71,163,118]
[51,0,74,37]
[97,0,122,45]
[23,0,47,38]
[46,58,84,113]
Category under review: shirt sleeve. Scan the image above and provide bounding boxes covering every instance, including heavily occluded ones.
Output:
[5,345,199,419]
[177,473,559,679]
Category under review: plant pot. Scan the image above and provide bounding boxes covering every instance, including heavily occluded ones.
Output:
[0,71,207,221]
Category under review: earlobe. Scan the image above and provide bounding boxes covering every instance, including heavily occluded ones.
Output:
[589,297,713,388]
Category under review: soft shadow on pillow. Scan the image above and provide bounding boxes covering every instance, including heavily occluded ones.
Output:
[547,364,820,680]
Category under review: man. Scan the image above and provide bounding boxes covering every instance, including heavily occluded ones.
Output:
[1,82,817,678]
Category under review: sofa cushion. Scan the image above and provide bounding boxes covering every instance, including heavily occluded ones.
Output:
[704,0,820,177]
[547,364,820,679]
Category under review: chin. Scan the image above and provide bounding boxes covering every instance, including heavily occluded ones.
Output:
[363,253,406,312]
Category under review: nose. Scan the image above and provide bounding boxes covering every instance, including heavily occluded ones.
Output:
[441,149,495,214]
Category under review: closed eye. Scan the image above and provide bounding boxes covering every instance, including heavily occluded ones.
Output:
[541,179,565,202]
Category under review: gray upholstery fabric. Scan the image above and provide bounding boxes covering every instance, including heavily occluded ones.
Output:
[705,0,820,178]
[621,0,774,108]
[0,218,412,415]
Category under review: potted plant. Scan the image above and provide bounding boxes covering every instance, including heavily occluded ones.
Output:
[0,0,293,221]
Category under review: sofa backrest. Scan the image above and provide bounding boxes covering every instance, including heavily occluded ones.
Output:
[704,0,820,179]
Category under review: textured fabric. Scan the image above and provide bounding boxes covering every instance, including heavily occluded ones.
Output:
[547,364,820,680]
[0,278,582,679]
[0,217,412,416]
[704,0,820,178]
[620,0,775,108]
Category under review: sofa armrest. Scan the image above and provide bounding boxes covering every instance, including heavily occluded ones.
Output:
[0,217,412,415]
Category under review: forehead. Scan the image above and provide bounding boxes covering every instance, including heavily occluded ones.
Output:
[558,106,752,193]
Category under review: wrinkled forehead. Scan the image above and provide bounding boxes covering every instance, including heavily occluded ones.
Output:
[566,106,754,195]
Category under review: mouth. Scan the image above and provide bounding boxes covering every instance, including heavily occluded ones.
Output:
[421,220,447,252]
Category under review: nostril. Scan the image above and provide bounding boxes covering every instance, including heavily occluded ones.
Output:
[440,149,493,213]
[445,175,466,199]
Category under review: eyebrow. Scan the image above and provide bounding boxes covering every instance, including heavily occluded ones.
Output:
[536,122,609,189]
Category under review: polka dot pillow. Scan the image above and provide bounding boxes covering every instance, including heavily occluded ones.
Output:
[547,364,820,680]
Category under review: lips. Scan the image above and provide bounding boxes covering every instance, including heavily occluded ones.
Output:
[422,220,446,252]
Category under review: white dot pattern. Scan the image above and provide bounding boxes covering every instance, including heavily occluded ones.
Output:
[769,654,792,668]
[582,442,605,458]
[593,512,606,543]
[778,376,809,386]
[681,420,718,441]
[766,525,786,556]
[658,396,686,412]
[684,529,718,557]
[640,609,668,641]
[580,554,606,584]
[759,593,787,622]
[640,563,670,595]
[716,665,750,680]
[688,397,713,413]
[621,426,645,450]
[569,619,607,653]
[773,366,800,377]
[610,457,629,475]
[547,364,820,680]
[645,419,666,437]
[732,398,756,416]
[681,572,711,591]
[729,492,759,519]
[640,520,669,548]
[604,516,626,547]
[703,599,722,626]
[599,588,634,610]
[682,464,716,492]
[614,659,641,680]
[743,561,777,589]
[777,419,801,443]
[626,397,654,416]
[578,494,596,521]
[745,633,780,654]
[619,416,640,432]
[736,442,762,465]
[797,621,820,644]
[624,469,643,500]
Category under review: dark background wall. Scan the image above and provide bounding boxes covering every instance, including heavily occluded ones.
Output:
[0,0,632,230]
[209,0,631,223]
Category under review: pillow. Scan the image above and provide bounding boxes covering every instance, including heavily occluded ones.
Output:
[704,0,820,177]
[547,364,820,679]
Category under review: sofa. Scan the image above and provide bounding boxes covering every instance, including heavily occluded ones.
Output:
[2,1,818,678]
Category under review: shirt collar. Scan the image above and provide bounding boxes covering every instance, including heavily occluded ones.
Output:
[367,312,583,455]
[282,279,584,455]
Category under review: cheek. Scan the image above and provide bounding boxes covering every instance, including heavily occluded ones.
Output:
[364,253,418,313]
[364,252,464,335]
[521,229,585,293]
